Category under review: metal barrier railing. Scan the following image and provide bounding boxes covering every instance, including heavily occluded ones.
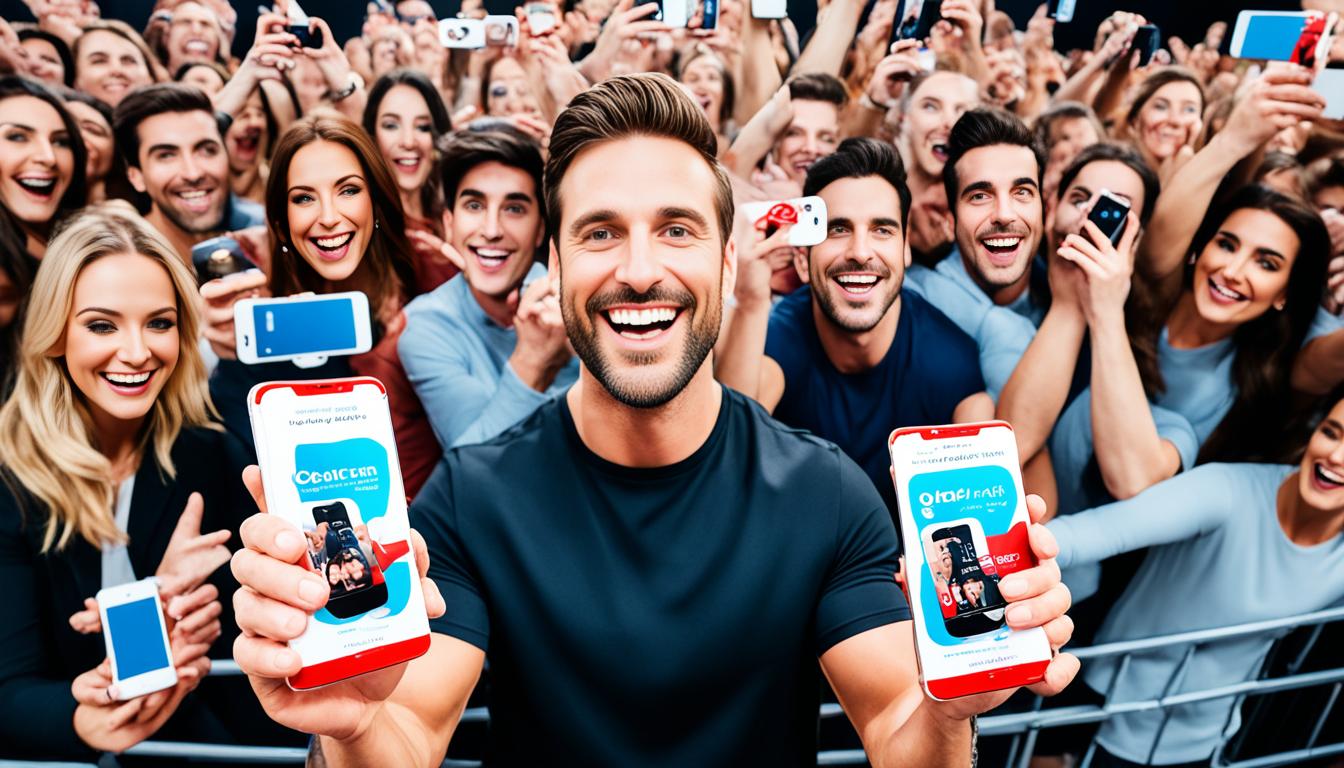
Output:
[6,606,1336,767]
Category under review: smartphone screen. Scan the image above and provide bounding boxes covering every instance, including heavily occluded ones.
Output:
[698,0,719,30]
[1088,192,1130,246]
[909,0,942,41]
[1047,0,1074,23]
[311,501,386,611]
[1233,11,1329,64]
[926,522,1006,636]
[252,297,358,358]
[107,598,171,679]
[1133,25,1159,66]
[1317,68,1344,119]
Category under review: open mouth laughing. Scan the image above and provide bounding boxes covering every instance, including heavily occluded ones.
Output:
[100,369,156,395]
[173,186,218,214]
[14,173,57,200]
[1311,462,1344,492]
[832,272,881,299]
[1206,276,1248,306]
[602,305,683,342]
[979,232,1026,267]
[311,232,355,262]
[469,245,513,272]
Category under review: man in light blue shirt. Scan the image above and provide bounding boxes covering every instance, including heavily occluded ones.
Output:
[400,127,578,449]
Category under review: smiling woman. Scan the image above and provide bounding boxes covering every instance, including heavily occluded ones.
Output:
[0,77,87,263]
[71,21,165,108]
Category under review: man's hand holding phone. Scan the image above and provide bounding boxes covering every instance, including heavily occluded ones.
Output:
[229,466,445,740]
[898,493,1078,719]
[200,270,269,360]
[733,215,792,311]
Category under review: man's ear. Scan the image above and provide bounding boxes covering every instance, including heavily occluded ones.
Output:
[440,207,453,237]
[722,236,738,301]
[126,165,146,194]
[793,247,810,285]
[904,234,913,270]
[547,239,559,277]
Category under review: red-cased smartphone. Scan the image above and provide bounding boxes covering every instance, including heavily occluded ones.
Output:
[888,421,1052,700]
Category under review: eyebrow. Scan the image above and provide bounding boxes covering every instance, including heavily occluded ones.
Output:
[1013,177,1039,190]
[1326,418,1344,431]
[0,123,33,132]
[146,140,218,155]
[658,206,710,231]
[872,216,903,230]
[568,208,621,237]
[288,174,365,193]
[76,306,177,317]
[459,188,535,203]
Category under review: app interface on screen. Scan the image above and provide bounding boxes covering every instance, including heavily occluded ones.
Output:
[254,298,356,357]
[1241,15,1312,60]
[107,598,170,678]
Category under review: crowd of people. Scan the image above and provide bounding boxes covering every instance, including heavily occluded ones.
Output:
[0,0,1341,765]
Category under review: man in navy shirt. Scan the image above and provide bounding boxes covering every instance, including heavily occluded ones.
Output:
[718,137,994,515]
[227,74,1075,767]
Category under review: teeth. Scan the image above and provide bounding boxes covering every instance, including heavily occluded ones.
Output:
[607,307,677,326]
[178,190,208,199]
[983,237,1021,248]
[475,248,509,259]
[185,40,209,53]
[394,158,418,167]
[1319,464,1344,484]
[16,177,54,191]
[1211,281,1244,301]
[316,233,352,249]
[104,372,151,385]
[836,275,878,285]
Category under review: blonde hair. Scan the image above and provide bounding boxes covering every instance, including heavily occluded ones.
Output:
[0,205,217,551]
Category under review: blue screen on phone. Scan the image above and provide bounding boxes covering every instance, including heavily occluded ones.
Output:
[107,597,170,678]
[1240,15,1308,60]
[252,297,357,358]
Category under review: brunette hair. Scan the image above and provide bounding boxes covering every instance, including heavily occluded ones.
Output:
[1032,101,1104,155]
[437,125,545,224]
[112,82,219,169]
[1123,67,1206,129]
[363,69,453,222]
[1056,142,1161,224]
[1130,185,1329,464]
[545,73,733,246]
[804,137,912,228]
[943,107,1045,207]
[676,48,736,131]
[265,113,417,327]
[0,77,89,245]
[15,26,75,86]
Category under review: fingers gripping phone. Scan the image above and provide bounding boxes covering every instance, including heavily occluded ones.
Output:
[97,578,177,700]
[234,291,374,367]
[1132,24,1160,66]
[889,421,1052,700]
[740,196,828,247]
[1087,189,1131,247]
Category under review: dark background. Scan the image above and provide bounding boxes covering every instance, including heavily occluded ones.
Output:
[0,0,1308,63]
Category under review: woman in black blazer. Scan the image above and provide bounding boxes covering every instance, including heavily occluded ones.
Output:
[0,207,299,760]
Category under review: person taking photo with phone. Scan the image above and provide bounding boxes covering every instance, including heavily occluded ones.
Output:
[0,206,292,760]
[227,72,1076,768]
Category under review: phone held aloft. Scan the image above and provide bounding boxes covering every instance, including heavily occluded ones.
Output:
[439,16,518,49]
[739,196,828,247]
[889,421,1052,700]
[233,291,374,366]
[249,377,431,689]
[191,236,256,286]
[96,578,178,700]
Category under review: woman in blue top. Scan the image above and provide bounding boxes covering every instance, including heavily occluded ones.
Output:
[1044,387,1344,766]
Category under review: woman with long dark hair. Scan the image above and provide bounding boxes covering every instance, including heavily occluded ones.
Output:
[362,68,457,292]
[206,113,442,496]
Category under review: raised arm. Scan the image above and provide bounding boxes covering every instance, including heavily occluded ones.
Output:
[1293,327,1344,395]
[1137,67,1324,290]
[735,6,786,123]
[790,0,864,78]
[714,219,789,408]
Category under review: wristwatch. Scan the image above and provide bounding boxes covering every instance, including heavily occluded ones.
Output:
[324,71,364,103]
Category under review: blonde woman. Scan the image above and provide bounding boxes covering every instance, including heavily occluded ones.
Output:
[0,206,290,759]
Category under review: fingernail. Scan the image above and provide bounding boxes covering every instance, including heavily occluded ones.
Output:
[286,611,307,635]
[298,577,325,605]
[1000,576,1026,597]
[167,599,184,620]
[271,648,296,669]
[1008,604,1032,624]
[276,530,302,552]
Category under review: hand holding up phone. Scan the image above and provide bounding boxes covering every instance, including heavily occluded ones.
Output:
[1056,205,1140,324]
[510,277,573,392]
[896,493,1078,718]
[1220,66,1326,159]
[70,650,210,752]
[201,270,269,360]
[228,466,445,739]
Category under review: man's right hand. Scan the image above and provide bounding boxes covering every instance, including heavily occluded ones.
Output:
[230,466,446,740]
[509,277,573,392]
[200,270,268,360]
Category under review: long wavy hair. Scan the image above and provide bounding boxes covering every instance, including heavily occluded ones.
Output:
[363,68,452,224]
[264,112,417,331]
[0,205,217,552]
[1129,185,1329,464]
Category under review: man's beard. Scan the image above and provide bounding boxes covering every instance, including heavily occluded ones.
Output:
[158,190,227,235]
[811,259,899,333]
[562,280,721,410]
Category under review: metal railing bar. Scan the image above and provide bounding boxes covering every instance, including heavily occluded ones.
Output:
[1220,740,1344,768]
[1071,607,1344,660]
[1304,682,1340,749]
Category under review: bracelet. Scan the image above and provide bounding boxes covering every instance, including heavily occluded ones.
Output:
[324,71,364,103]
[860,92,893,112]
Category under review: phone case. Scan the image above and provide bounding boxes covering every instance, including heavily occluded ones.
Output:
[1087,190,1130,246]
[96,579,178,699]
[889,422,1052,700]
[750,0,786,20]
[740,197,828,247]
[234,292,373,365]
[439,18,485,48]
[250,378,430,690]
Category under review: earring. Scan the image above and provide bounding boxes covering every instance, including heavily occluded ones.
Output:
[1274,301,1286,311]
[1187,252,1197,265]
[281,244,288,253]
[375,220,380,229]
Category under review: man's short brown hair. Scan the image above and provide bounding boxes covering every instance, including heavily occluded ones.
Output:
[544,73,733,247]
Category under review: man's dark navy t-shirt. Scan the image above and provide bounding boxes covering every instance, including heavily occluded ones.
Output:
[765,288,985,517]
[411,388,910,767]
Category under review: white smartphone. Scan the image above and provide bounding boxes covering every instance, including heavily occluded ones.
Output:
[1318,68,1344,119]
[1229,10,1337,68]
[659,0,690,28]
[525,2,557,34]
[234,291,373,365]
[889,422,1052,700]
[740,196,829,247]
[1047,0,1074,24]
[751,0,786,20]
[439,17,485,49]
[484,15,519,47]
[96,578,177,700]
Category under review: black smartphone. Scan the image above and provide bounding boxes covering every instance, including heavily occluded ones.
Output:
[289,22,324,48]
[886,0,908,48]
[1088,190,1131,246]
[908,0,942,42]
[932,524,1007,638]
[699,0,719,30]
[313,502,388,619]
[190,237,256,286]
[1133,24,1160,66]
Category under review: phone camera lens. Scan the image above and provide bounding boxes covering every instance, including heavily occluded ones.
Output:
[804,203,813,211]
